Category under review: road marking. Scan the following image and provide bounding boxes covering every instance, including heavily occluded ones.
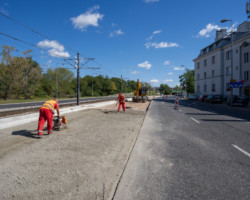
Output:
[232,144,250,158]
[191,117,200,124]
[179,109,182,112]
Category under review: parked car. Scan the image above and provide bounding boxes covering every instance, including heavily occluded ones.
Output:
[188,94,198,101]
[227,95,249,107]
[198,94,208,102]
[205,95,223,103]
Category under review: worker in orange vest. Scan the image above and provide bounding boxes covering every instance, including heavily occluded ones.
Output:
[37,99,60,138]
[116,93,126,112]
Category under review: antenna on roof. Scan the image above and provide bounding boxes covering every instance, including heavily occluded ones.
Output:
[246,0,250,20]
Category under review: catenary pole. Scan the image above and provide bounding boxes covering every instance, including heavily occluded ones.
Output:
[77,52,80,105]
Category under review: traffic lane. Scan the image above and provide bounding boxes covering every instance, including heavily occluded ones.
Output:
[0,97,115,110]
[178,100,250,153]
[180,99,250,121]
[114,99,250,200]
[150,99,250,199]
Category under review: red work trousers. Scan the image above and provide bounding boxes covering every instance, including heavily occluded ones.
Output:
[37,108,53,134]
[118,102,125,112]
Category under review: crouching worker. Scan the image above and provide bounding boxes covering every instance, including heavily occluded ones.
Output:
[37,99,60,138]
[116,93,126,112]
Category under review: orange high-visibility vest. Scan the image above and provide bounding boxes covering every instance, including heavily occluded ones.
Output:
[118,95,125,103]
[40,100,57,113]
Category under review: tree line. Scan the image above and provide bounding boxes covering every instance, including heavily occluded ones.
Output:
[1,45,194,100]
[0,45,153,100]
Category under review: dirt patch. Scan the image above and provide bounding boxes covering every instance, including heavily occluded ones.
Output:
[0,101,149,200]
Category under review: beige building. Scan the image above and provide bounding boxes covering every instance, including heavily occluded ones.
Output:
[193,21,250,98]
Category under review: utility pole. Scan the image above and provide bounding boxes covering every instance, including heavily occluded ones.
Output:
[56,70,58,99]
[121,75,123,94]
[65,54,96,106]
[77,52,80,105]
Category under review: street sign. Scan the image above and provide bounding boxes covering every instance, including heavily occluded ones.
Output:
[230,82,243,88]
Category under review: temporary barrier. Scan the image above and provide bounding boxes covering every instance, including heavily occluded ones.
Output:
[174,97,179,109]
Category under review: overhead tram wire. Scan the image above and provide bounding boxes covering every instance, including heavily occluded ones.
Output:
[0,13,118,78]
[0,12,77,54]
[92,60,115,76]
[0,32,70,59]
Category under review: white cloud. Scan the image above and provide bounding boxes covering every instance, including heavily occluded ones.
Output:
[153,30,161,35]
[164,60,170,65]
[150,79,159,84]
[144,0,159,3]
[198,23,221,38]
[70,5,103,31]
[145,42,179,49]
[163,79,173,83]
[168,72,173,75]
[146,30,162,41]
[138,61,152,69]
[131,70,139,75]
[109,29,125,38]
[173,67,185,71]
[37,40,70,58]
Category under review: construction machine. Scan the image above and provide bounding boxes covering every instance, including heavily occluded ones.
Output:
[132,79,147,103]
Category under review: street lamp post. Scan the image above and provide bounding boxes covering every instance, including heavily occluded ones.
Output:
[221,19,233,100]
[92,72,98,96]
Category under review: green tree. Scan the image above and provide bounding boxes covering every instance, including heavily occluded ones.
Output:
[179,69,194,94]
[40,68,75,98]
[160,84,172,95]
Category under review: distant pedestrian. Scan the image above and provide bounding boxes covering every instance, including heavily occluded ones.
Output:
[116,93,126,112]
[37,99,60,138]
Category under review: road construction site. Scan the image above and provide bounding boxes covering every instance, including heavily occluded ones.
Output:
[0,99,151,200]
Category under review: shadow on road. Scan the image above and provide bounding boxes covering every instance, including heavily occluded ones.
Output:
[153,98,250,122]
[12,130,38,139]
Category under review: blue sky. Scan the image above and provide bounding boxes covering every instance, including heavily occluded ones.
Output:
[0,0,248,87]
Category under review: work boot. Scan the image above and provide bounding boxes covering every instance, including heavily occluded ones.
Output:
[48,130,52,135]
[37,133,43,139]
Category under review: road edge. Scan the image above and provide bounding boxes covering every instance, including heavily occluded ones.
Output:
[109,100,152,200]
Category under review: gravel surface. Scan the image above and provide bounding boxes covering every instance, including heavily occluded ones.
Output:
[0,101,150,200]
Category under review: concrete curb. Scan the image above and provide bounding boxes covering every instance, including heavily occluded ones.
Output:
[0,100,116,130]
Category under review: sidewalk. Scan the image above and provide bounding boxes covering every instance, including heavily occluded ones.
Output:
[0,100,150,200]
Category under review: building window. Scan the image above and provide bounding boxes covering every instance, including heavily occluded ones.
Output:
[226,67,231,75]
[212,56,215,64]
[212,70,215,77]
[197,74,200,80]
[244,71,249,81]
[204,59,207,67]
[226,50,232,60]
[244,52,249,63]
[204,85,207,92]
[197,85,200,92]
[197,62,200,69]
[212,84,216,92]
[204,72,206,79]
[226,83,231,91]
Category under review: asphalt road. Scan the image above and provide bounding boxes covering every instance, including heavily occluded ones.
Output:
[114,97,250,200]
[0,96,115,110]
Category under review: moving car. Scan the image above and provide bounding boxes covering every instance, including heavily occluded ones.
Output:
[205,95,223,103]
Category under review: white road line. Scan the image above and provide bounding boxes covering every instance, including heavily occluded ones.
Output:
[232,144,250,158]
[179,109,182,112]
[191,117,200,124]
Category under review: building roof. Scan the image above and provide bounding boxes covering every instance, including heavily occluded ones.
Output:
[194,21,250,60]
